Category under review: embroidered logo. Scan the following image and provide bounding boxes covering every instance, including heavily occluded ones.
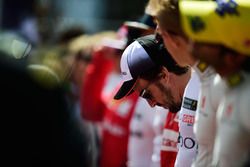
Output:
[182,114,195,125]
[215,0,239,17]
[130,130,143,138]
[187,16,205,33]
[121,71,127,75]
[183,97,198,111]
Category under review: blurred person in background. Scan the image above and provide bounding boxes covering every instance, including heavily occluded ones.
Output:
[80,27,136,167]
[19,0,58,46]
[0,49,93,167]
[26,27,102,167]
[128,100,168,167]
[56,26,86,46]
[179,0,250,166]
[67,32,116,167]
[150,107,169,167]
[81,16,161,167]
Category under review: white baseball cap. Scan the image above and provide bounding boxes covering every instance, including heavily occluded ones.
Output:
[114,35,159,100]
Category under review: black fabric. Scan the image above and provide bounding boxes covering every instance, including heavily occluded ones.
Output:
[127,43,156,79]
[139,14,157,29]
[137,35,189,75]
[114,79,136,100]
[0,52,92,167]
[126,26,147,47]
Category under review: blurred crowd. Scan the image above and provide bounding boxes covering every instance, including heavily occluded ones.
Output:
[1,0,250,167]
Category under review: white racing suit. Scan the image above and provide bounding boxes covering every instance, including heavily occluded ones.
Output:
[212,71,250,167]
[128,99,167,167]
[175,70,200,167]
[192,62,226,167]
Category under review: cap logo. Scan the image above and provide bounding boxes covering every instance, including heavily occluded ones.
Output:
[215,0,239,17]
[187,16,205,33]
[121,71,127,75]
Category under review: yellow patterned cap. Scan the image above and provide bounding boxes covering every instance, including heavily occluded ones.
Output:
[180,0,250,55]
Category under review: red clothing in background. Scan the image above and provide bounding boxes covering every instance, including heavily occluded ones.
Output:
[161,112,179,167]
[100,89,138,167]
[80,50,113,122]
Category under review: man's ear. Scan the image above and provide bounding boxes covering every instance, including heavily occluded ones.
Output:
[160,66,170,82]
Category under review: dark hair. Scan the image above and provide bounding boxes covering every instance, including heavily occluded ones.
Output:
[140,65,164,81]
[154,41,189,75]
[218,45,250,72]
[137,34,189,81]
[57,26,85,44]
[242,57,250,72]
[75,50,92,63]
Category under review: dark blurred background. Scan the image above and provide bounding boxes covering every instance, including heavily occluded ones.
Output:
[0,0,147,34]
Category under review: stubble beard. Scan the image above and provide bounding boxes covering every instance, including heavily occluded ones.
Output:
[156,81,181,113]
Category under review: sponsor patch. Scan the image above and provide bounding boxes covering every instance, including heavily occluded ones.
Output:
[121,71,127,75]
[182,114,195,125]
[130,131,143,138]
[215,0,239,17]
[178,135,196,149]
[183,97,198,111]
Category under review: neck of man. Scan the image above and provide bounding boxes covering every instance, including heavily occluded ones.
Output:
[175,67,192,100]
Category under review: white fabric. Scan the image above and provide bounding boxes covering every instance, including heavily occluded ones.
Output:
[152,107,168,166]
[175,70,200,167]
[100,72,123,139]
[120,43,133,82]
[192,64,226,167]
[101,38,126,50]
[120,41,149,82]
[102,72,122,102]
[212,72,250,167]
[128,100,167,167]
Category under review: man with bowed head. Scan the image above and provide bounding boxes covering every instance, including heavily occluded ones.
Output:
[114,34,191,166]
[114,35,190,111]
